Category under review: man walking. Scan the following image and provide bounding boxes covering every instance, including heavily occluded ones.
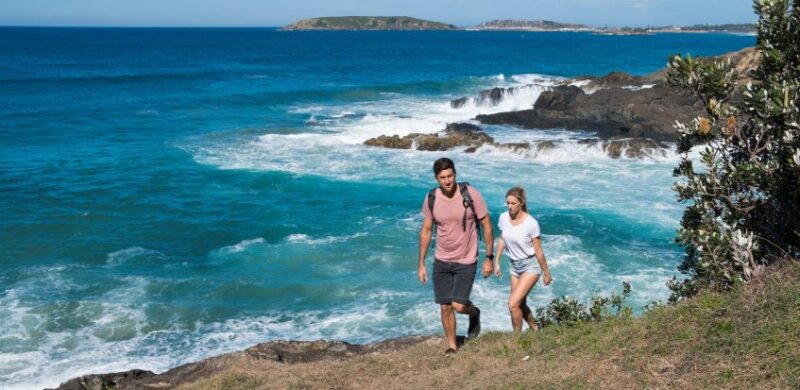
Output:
[418,157,494,355]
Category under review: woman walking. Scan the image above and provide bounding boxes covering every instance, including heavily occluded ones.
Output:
[494,187,552,332]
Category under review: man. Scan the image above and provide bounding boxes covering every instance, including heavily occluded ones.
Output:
[418,157,494,355]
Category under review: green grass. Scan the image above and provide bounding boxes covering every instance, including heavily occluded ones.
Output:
[182,261,800,389]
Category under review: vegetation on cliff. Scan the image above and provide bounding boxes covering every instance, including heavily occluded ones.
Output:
[666,0,800,300]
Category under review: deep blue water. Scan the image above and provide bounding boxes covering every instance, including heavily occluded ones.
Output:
[0,27,754,388]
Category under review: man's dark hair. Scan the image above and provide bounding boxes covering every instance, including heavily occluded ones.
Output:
[433,158,456,176]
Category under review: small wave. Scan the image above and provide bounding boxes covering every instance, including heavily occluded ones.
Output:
[474,138,679,163]
[217,238,265,253]
[285,232,368,245]
[507,73,565,86]
[106,247,164,265]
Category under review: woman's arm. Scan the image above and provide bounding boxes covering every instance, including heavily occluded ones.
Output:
[532,237,552,285]
[494,238,505,277]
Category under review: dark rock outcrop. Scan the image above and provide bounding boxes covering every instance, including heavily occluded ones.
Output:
[451,85,534,108]
[476,84,702,141]
[599,138,669,159]
[450,96,469,108]
[584,71,646,91]
[476,87,508,105]
[534,85,583,110]
[53,370,155,390]
[50,336,438,390]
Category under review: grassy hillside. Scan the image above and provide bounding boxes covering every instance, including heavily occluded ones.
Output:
[181,262,800,389]
[283,16,457,31]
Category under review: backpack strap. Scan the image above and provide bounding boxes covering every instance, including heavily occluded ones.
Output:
[459,183,482,240]
[427,188,438,225]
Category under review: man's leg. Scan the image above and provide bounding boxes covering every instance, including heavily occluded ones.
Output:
[451,261,480,339]
[440,303,457,350]
[451,301,478,316]
[433,260,458,351]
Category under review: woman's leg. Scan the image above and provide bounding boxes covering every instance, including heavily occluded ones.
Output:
[520,296,539,331]
[508,272,540,332]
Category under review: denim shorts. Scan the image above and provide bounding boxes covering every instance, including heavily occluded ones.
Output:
[509,256,541,278]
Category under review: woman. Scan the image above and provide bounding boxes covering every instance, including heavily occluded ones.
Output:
[494,186,552,332]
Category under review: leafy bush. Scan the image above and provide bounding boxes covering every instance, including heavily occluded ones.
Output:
[536,282,632,327]
[666,0,800,301]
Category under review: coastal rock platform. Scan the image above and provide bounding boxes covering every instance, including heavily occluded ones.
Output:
[50,336,439,390]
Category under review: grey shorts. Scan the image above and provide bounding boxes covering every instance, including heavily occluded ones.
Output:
[510,256,541,278]
[433,259,477,305]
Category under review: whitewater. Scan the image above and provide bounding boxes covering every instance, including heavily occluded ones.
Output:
[0,28,754,389]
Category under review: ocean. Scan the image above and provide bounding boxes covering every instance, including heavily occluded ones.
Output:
[0,27,754,389]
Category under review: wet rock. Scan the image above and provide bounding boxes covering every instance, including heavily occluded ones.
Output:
[450,96,468,108]
[364,134,413,149]
[534,86,584,110]
[47,369,155,390]
[363,123,493,151]
[51,336,438,390]
[451,86,525,108]
[477,84,702,141]
[476,87,508,106]
[584,71,645,91]
[536,140,557,152]
[601,138,668,159]
[444,122,482,132]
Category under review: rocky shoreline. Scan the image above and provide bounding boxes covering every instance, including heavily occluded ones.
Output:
[49,336,440,390]
[364,47,756,159]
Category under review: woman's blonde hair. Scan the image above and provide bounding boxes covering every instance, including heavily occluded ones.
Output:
[506,186,528,212]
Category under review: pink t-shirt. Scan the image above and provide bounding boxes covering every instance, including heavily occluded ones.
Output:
[421,185,489,264]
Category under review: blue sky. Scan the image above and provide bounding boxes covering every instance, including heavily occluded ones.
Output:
[0,0,756,27]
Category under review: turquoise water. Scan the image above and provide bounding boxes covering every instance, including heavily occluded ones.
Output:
[0,27,754,389]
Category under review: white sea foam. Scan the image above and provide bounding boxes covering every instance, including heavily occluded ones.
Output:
[217,237,265,253]
[106,246,164,265]
[622,83,656,91]
[286,232,368,245]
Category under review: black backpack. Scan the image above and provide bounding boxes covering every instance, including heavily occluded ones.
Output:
[427,182,481,237]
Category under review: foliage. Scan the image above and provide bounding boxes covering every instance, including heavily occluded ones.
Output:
[666,0,800,301]
[535,282,632,327]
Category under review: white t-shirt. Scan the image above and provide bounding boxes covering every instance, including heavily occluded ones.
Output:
[498,211,541,261]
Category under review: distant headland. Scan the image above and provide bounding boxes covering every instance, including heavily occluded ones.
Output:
[282,16,457,31]
[282,17,756,34]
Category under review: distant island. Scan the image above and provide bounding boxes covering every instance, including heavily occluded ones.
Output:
[282,16,457,30]
[282,17,756,34]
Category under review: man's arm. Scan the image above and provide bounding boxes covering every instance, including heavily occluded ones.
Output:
[480,215,494,277]
[418,218,433,284]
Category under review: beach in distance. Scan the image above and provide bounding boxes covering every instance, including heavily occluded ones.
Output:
[0,27,756,389]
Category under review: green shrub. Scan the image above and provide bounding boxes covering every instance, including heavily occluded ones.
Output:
[536,282,632,327]
[666,0,800,301]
